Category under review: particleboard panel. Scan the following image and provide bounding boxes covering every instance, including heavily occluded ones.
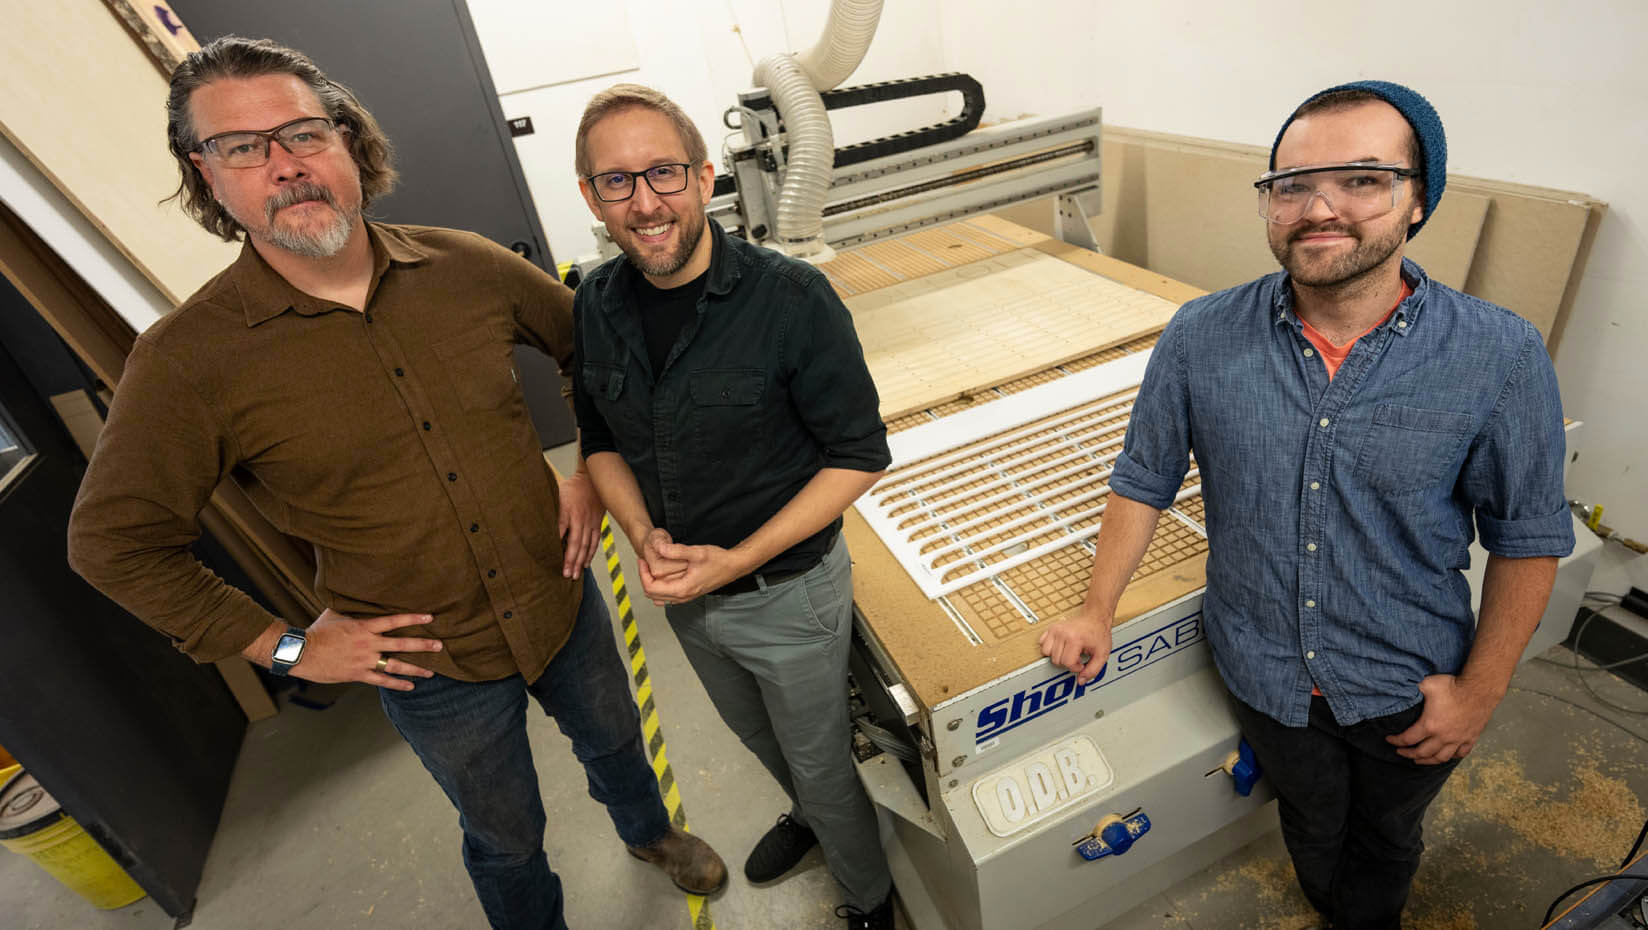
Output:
[988,126,1601,346]
[840,245,1178,420]
[1138,140,1488,296]
[0,2,238,306]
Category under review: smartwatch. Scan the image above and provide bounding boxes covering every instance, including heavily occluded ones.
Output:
[269,626,307,677]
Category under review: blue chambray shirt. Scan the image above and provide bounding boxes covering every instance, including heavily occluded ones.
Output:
[1110,258,1574,727]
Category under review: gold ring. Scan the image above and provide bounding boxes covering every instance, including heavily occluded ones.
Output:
[374,655,390,673]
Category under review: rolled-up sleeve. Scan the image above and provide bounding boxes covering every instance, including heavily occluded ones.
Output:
[784,272,890,473]
[1461,323,1575,557]
[67,338,278,661]
[1110,312,1194,509]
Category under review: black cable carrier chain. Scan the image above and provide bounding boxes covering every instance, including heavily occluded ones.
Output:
[715,72,986,197]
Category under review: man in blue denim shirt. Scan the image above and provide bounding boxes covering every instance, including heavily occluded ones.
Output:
[1040,82,1573,929]
[570,86,895,930]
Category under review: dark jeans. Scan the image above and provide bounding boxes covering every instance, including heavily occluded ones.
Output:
[1229,693,1461,930]
[379,576,671,930]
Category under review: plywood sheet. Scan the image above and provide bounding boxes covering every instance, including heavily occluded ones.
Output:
[839,243,1178,420]
[0,2,239,306]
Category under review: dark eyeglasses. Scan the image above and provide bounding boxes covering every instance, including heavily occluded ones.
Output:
[195,117,347,169]
[585,163,694,203]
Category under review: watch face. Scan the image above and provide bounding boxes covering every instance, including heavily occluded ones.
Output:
[272,633,305,665]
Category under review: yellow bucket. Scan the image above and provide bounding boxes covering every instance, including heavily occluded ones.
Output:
[0,770,145,909]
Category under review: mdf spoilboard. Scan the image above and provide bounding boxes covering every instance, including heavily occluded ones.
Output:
[830,217,1209,712]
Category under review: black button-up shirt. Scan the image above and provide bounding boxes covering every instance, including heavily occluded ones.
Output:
[574,220,890,576]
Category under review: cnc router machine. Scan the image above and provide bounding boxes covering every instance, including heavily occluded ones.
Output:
[581,79,1603,930]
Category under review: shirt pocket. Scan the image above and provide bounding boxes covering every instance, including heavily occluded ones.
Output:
[1352,403,1476,495]
[688,368,765,466]
[435,329,517,412]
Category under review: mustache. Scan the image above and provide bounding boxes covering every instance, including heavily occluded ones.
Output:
[265,182,339,224]
[1289,222,1357,244]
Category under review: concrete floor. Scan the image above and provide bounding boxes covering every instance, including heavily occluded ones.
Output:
[4,454,1646,928]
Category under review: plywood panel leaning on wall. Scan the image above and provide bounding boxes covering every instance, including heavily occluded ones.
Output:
[0,1,238,305]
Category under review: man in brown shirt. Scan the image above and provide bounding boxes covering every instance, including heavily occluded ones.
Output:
[66,36,723,930]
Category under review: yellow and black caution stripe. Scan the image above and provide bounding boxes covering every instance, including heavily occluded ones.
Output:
[601,518,716,930]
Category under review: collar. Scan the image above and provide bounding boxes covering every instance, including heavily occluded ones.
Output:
[236,222,429,327]
[1271,256,1429,338]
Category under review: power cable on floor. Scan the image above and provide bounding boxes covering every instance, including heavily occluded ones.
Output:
[1506,687,1648,746]
[1533,605,1648,716]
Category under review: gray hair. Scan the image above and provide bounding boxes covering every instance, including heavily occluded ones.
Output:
[164,36,398,241]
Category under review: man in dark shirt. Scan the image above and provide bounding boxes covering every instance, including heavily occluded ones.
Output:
[66,37,723,930]
[571,85,895,930]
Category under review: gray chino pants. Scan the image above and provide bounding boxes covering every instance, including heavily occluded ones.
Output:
[664,538,891,910]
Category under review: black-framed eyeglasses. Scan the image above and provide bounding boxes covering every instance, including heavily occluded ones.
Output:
[1253,161,1419,225]
[195,116,348,169]
[585,163,695,203]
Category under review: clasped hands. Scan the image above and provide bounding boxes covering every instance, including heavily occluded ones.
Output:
[635,527,749,606]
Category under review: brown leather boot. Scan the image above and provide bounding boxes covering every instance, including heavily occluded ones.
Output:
[627,826,728,894]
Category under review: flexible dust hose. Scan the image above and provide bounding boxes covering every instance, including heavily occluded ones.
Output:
[796,0,884,91]
[752,53,835,246]
[753,0,883,249]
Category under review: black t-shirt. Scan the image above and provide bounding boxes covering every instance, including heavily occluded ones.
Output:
[635,269,708,382]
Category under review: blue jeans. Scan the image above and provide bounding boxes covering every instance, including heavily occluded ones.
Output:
[379,577,671,930]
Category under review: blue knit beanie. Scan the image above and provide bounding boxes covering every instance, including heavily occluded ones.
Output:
[1269,80,1447,239]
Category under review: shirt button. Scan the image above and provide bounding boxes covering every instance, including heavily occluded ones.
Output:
[470,523,480,533]
[1305,599,1316,608]
[1303,348,1315,358]
[1309,481,1320,490]
[667,491,680,502]
[1306,650,1316,660]
[423,421,432,431]
[487,569,497,578]
[448,472,458,482]
[503,610,513,619]
[364,312,374,324]
[1318,417,1330,428]
[1306,542,1317,552]
[1397,320,1408,329]
[394,367,405,377]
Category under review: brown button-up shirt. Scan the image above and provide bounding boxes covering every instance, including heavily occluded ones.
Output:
[68,223,581,682]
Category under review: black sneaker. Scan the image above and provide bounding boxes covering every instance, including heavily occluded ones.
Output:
[836,896,894,929]
[743,813,818,882]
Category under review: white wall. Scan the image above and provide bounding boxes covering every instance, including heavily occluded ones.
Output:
[471,0,948,265]
[925,0,1647,592]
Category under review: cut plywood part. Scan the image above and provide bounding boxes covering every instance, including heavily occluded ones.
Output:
[841,246,1178,420]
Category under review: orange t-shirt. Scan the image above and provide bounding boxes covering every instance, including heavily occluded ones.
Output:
[1299,281,1413,380]
[1301,281,1412,696]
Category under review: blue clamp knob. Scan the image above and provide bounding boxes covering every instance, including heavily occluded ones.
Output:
[1231,739,1262,797]
[1074,811,1151,861]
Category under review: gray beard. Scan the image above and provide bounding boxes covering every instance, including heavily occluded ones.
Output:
[227,181,360,258]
